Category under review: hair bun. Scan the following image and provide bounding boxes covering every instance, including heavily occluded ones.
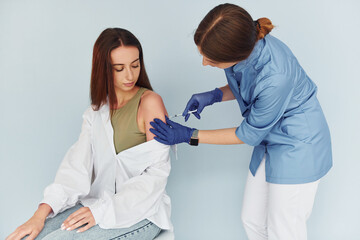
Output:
[256,17,274,40]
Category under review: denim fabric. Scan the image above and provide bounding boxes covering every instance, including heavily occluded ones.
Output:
[23,204,161,240]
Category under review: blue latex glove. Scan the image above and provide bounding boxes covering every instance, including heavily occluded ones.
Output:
[149,116,195,145]
[182,88,223,121]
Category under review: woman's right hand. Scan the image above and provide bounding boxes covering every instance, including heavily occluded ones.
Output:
[6,203,52,240]
[6,216,45,240]
[182,88,223,121]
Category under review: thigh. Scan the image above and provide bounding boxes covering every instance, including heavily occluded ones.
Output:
[42,219,161,240]
[241,158,269,224]
[267,180,319,240]
[28,204,82,240]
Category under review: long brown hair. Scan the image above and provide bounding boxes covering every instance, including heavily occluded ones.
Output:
[194,3,274,63]
[90,28,152,111]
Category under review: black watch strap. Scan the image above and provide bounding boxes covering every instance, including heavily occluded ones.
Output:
[189,129,199,146]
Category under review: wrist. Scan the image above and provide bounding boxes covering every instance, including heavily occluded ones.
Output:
[189,129,199,146]
[32,212,47,222]
[213,88,223,103]
[186,128,195,142]
[33,203,52,221]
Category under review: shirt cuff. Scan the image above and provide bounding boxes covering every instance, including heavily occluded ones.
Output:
[236,120,269,146]
[86,198,108,225]
[39,196,64,218]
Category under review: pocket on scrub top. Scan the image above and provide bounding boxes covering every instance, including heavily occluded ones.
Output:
[280,113,311,143]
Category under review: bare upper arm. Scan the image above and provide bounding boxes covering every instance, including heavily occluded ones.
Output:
[138,91,168,141]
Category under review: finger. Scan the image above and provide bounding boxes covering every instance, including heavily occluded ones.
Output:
[149,121,157,127]
[153,118,171,130]
[12,229,30,240]
[6,232,18,240]
[67,215,87,231]
[26,230,40,240]
[154,136,170,145]
[165,115,173,125]
[196,103,206,114]
[64,211,87,231]
[63,208,85,228]
[184,113,190,122]
[5,230,18,240]
[165,116,175,126]
[184,103,199,121]
[70,218,89,232]
[66,207,86,221]
[182,102,192,117]
[165,117,182,128]
[182,97,198,116]
[150,121,163,130]
[149,128,167,140]
[193,112,201,119]
[150,121,168,136]
[77,222,95,233]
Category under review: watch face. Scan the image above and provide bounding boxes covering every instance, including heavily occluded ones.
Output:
[190,138,199,146]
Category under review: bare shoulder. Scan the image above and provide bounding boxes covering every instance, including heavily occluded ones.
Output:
[140,90,166,110]
[139,90,167,139]
[139,90,167,123]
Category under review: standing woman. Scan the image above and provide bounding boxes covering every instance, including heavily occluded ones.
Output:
[6,28,172,240]
[150,3,332,240]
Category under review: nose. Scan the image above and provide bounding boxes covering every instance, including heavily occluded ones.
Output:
[125,67,134,81]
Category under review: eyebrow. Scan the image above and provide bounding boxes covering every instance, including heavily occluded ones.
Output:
[112,58,140,66]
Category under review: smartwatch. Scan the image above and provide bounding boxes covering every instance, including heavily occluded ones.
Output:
[189,129,199,146]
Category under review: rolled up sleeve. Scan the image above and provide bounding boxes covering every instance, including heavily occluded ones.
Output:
[236,74,293,146]
[40,107,94,217]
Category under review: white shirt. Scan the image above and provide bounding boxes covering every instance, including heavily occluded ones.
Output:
[40,104,173,230]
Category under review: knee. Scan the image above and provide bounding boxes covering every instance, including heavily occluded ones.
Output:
[241,210,267,234]
[241,211,254,230]
[241,208,253,226]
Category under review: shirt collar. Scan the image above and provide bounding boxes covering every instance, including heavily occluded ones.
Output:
[227,38,265,73]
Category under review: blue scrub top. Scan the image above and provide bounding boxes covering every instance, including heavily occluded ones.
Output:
[225,35,332,184]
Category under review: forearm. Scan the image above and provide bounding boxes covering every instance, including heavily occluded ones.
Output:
[33,203,53,221]
[198,127,244,145]
[219,85,235,101]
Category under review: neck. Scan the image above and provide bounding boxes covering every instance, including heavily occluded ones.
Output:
[114,86,140,109]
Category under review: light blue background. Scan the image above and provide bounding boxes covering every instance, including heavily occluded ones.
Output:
[1,0,359,239]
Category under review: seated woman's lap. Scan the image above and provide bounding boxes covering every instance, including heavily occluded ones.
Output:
[22,204,161,240]
[42,219,160,240]
[23,204,83,240]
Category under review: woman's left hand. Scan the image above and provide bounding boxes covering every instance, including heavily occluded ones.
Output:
[61,207,95,233]
[150,116,195,145]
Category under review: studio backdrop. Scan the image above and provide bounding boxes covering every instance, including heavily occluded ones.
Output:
[0,0,359,239]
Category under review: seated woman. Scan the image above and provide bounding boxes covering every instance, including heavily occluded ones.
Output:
[7,28,172,240]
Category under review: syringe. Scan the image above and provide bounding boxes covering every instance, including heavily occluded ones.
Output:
[169,109,198,119]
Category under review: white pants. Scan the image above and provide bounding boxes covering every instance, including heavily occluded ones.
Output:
[241,158,319,240]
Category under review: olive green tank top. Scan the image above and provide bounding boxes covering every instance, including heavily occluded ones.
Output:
[111,87,148,154]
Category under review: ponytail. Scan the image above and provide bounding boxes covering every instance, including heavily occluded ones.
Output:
[254,17,274,40]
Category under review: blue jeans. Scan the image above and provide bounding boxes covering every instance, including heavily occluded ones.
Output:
[23,204,161,240]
